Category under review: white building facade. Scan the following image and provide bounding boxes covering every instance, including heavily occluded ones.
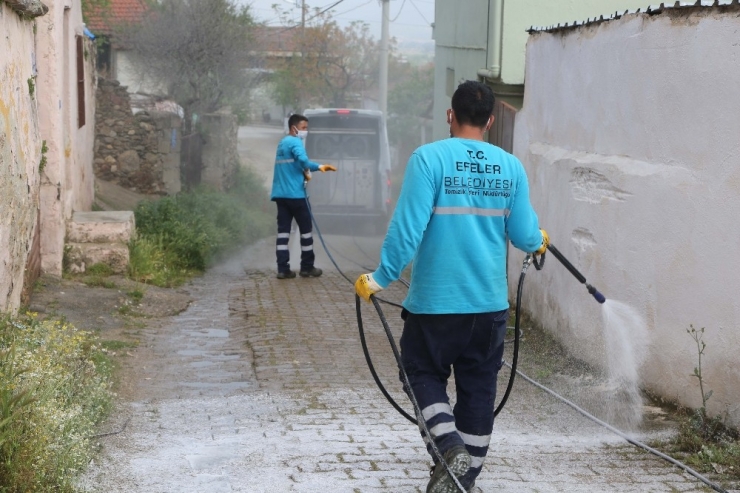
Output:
[431,0,652,140]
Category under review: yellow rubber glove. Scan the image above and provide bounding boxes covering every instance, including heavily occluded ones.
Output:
[355,273,383,302]
[303,169,312,182]
[319,164,337,172]
[535,228,549,255]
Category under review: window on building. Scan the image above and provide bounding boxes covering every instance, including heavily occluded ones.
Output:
[76,36,85,128]
[446,68,455,97]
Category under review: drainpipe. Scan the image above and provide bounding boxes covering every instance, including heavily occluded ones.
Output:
[478,0,503,80]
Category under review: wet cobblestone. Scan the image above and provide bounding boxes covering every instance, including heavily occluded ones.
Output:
[77,243,733,492]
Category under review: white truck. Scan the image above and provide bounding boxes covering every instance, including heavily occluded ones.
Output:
[304,109,392,235]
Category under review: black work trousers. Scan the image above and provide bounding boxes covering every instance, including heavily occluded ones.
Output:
[399,308,508,489]
[275,198,314,273]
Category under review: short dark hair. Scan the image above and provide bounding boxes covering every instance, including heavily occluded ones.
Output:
[288,114,308,129]
[451,80,495,128]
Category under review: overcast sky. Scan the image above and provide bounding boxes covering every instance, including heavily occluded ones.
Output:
[245,0,435,44]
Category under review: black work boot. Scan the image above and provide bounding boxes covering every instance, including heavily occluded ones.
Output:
[276,270,296,279]
[426,445,471,493]
[299,267,322,278]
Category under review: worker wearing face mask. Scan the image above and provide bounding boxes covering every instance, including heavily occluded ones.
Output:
[270,113,337,279]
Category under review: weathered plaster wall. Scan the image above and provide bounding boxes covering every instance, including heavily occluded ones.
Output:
[35,0,96,276]
[0,3,43,312]
[513,9,740,425]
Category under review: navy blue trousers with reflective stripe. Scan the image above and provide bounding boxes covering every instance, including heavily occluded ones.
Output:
[274,198,314,272]
[399,309,508,488]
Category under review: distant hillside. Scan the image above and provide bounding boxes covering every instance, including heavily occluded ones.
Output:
[396,39,434,64]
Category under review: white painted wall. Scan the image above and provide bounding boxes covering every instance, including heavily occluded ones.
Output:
[36,0,96,276]
[0,4,43,312]
[115,50,167,96]
[513,10,740,425]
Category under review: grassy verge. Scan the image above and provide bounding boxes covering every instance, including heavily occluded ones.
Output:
[0,314,112,492]
[128,166,272,287]
[647,398,739,482]
[646,326,740,485]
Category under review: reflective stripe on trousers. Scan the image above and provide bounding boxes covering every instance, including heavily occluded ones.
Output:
[400,309,508,489]
[275,198,314,272]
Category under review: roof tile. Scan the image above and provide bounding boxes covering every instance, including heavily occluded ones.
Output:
[85,0,147,36]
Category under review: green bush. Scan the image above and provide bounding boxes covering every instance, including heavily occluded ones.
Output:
[0,314,112,492]
[128,235,192,287]
[130,166,272,285]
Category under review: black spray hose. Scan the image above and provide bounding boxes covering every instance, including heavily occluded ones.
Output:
[306,198,404,309]
[355,297,417,424]
[546,244,606,304]
[493,255,530,417]
[304,197,466,491]
[531,245,728,492]
[509,364,729,493]
[359,294,468,493]
[355,261,525,423]
[306,209,728,493]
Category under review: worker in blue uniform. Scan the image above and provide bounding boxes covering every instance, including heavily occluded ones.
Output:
[271,114,336,279]
[355,81,548,493]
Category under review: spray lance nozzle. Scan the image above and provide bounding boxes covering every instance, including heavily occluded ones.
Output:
[544,244,606,305]
[586,284,606,304]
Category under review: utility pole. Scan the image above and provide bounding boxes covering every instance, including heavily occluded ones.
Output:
[301,0,305,38]
[379,0,389,116]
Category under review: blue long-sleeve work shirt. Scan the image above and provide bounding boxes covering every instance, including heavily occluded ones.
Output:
[270,135,321,200]
[372,138,543,314]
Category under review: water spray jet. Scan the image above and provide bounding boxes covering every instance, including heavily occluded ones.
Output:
[538,243,606,304]
[307,214,729,493]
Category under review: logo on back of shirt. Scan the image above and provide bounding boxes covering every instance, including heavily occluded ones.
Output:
[444,149,512,198]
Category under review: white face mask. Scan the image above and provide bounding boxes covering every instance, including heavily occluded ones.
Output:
[296,130,308,140]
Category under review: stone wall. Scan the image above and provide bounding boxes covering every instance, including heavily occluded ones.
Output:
[93,78,181,195]
[0,3,43,312]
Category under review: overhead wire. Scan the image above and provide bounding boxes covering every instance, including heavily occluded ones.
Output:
[262,0,349,37]
[333,0,375,18]
[389,0,407,22]
[408,0,432,25]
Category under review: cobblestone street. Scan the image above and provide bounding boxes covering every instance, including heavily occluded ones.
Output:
[77,234,728,492]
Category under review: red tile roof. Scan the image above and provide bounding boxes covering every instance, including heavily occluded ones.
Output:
[85,0,147,36]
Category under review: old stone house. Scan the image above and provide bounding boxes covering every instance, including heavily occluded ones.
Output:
[0,0,96,311]
[84,0,162,95]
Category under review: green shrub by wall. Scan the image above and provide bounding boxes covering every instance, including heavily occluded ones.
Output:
[130,166,272,286]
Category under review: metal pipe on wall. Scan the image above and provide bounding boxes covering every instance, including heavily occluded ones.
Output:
[478,0,503,80]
